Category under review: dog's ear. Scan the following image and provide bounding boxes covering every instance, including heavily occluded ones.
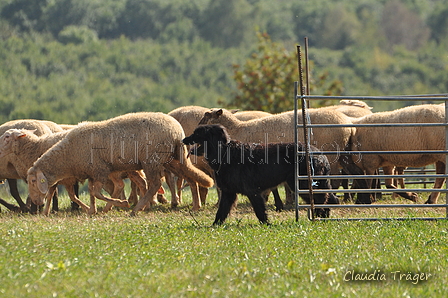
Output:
[218,125,231,144]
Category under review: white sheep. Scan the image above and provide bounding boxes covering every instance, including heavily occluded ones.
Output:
[349,104,446,204]
[233,110,272,121]
[318,100,374,200]
[26,112,214,216]
[0,128,152,214]
[0,129,93,213]
[0,119,64,212]
[318,99,373,118]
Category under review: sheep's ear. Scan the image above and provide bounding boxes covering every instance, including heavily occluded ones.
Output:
[216,109,223,117]
[36,170,49,194]
[230,109,239,114]
[14,131,28,139]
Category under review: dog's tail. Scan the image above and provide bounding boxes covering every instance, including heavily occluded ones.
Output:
[164,142,214,188]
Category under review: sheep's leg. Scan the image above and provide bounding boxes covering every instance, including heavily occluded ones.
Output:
[43,186,57,216]
[91,179,130,211]
[340,169,353,202]
[71,182,80,211]
[127,171,148,198]
[383,166,418,202]
[128,172,146,193]
[52,187,59,212]
[426,161,446,204]
[128,170,149,205]
[177,172,202,210]
[391,167,400,199]
[131,174,162,216]
[329,163,342,190]
[176,177,184,204]
[102,174,130,212]
[88,181,97,215]
[64,183,90,213]
[189,182,201,211]
[0,197,21,212]
[141,187,166,210]
[355,168,376,204]
[128,181,138,205]
[102,173,127,213]
[199,186,209,205]
[101,179,116,213]
[396,167,406,188]
[7,179,29,212]
[164,171,181,207]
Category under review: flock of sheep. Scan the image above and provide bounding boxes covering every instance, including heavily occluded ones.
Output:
[0,100,445,216]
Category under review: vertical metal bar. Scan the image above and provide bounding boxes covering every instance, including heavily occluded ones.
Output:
[297,45,315,220]
[304,37,310,97]
[445,100,448,219]
[294,81,299,222]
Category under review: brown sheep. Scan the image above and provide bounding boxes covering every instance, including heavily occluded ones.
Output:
[26,112,214,216]
[349,104,446,204]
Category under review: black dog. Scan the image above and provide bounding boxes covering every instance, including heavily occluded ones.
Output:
[182,124,339,224]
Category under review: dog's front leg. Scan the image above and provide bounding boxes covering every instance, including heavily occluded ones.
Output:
[213,191,237,225]
[247,193,269,224]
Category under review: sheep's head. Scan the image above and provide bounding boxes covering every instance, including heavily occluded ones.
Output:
[0,129,34,158]
[198,109,224,125]
[27,168,49,206]
[339,100,372,110]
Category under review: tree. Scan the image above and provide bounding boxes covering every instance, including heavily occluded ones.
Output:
[226,32,343,113]
[200,0,258,48]
[0,0,49,32]
[381,0,430,51]
[427,4,448,45]
[316,6,360,50]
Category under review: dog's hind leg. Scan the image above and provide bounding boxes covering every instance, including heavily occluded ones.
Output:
[213,191,237,225]
[271,188,284,211]
[247,193,269,224]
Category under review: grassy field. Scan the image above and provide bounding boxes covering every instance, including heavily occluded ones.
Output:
[0,186,447,298]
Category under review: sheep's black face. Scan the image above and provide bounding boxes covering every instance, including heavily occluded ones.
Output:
[183,124,230,156]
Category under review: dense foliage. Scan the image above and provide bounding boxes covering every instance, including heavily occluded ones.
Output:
[0,0,447,123]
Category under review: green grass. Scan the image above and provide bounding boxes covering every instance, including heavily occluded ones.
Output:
[0,187,447,297]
